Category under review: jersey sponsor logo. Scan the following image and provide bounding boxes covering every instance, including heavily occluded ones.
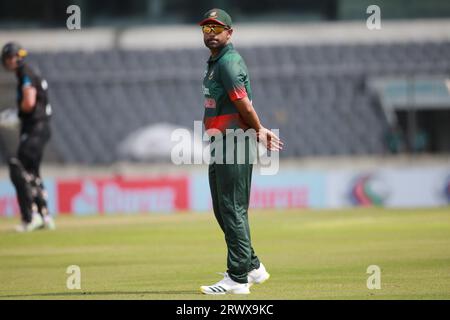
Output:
[208,70,214,80]
[46,104,52,116]
[41,79,48,90]
[204,98,216,108]
[202,85,210,95]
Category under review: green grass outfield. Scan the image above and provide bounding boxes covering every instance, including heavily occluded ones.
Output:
[0,207,449,300]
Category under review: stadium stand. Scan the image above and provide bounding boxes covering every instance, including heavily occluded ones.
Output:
[1,29,449,163]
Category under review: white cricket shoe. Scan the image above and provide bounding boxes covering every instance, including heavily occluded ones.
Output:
[200,273,250,295]
[248,263,270,287]
[43,215,56,230]
[15,212,44,233]
[15,222,29,233]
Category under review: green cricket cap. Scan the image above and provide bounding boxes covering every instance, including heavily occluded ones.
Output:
[199,8,232,27]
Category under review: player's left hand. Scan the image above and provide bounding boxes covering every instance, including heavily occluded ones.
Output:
[0,108,19,128]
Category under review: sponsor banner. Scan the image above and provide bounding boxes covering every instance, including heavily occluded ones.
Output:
[327,167,450,208]
[57,176,189,215]
[190,170,326,212]
[0,166,448,216]
[0,179,57,217]
[0,181,19,217]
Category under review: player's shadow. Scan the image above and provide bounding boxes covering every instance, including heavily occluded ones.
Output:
[0,290,199,299]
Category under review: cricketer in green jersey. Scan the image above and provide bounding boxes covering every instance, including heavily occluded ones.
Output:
[199,8,283,295]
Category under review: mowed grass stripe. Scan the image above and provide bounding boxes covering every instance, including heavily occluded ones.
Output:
[0,208,449,299]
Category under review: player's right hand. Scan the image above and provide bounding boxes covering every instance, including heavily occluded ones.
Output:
[258,127,283,151]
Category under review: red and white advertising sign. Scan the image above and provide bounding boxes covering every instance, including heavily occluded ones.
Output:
[57,176,189,215]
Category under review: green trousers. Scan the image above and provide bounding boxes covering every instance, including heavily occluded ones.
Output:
[208,135,260,283]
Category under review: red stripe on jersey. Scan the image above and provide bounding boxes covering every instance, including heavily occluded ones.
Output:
[204,113,250,133]
[228,86,247,101]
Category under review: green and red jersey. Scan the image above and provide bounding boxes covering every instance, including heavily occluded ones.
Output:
[203,43,252,133]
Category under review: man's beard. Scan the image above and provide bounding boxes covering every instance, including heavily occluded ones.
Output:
[204,39,225,50]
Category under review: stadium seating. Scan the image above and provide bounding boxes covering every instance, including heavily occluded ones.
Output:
[8,41,449,163]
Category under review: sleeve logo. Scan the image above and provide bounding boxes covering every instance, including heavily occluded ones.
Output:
[204,98,216,108]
